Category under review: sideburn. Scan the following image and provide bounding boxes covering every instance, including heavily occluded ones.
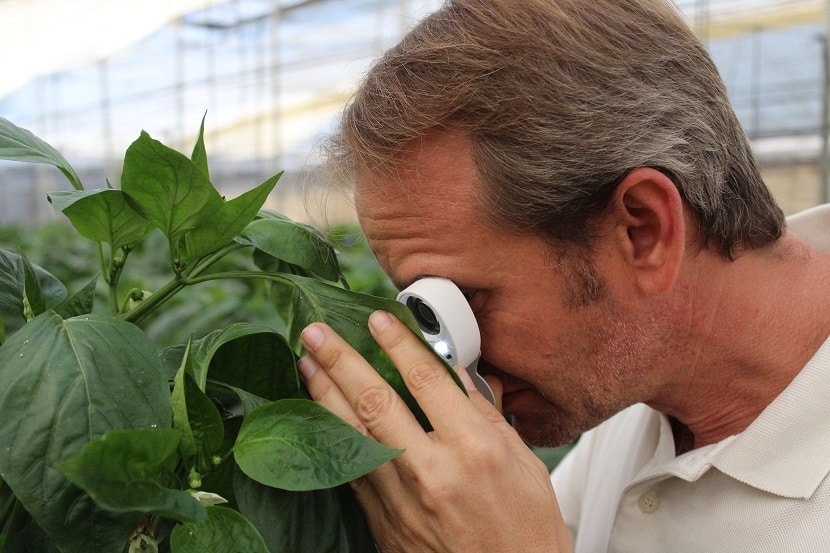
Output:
[553,245,608,309]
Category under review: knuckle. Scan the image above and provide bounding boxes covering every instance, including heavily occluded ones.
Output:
[453,435,504,472]
[406,361,443,393]
[306,375,336,402]
[378,324,409,352]
[349,474,372,495]
[482,404,510,426]
[354,384,397,425]
[417,472,460,512]
[320,346,345,370]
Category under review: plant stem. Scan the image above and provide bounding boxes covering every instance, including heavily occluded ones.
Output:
[188,242,247,279]
[121,275,186,325]
[107,247,132,315]
[106,249,118,315]
[120,245,249,324]
[183,270,292,287]
[107,284,119,315]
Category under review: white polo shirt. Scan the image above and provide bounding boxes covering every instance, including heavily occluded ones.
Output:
[551,204,830,552]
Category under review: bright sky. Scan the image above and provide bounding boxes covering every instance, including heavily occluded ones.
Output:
[0,0,222,99]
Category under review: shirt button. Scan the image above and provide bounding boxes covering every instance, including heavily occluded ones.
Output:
[638,490,660,514]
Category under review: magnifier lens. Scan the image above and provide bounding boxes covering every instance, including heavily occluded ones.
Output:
[406,296,441,335]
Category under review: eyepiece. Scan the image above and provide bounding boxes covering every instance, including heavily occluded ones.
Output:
[406,296,441,335]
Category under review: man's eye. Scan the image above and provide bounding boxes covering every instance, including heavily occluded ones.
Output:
[461,289,476,302]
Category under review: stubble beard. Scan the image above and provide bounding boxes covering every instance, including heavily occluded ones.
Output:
[514,247,661,447]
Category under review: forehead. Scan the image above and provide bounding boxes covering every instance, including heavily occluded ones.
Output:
[354,130,483,228]
[353,130,485,286]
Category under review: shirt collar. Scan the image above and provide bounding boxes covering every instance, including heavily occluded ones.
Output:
[708,336,830,498]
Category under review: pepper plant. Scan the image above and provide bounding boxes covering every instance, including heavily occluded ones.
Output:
[0,117,453,553]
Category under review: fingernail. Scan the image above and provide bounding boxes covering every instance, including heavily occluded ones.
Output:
[301,324,325,351]
[297,356,320,381]
[368,310,392,332]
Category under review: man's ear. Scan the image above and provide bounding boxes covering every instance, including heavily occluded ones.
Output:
[609,167,686,295]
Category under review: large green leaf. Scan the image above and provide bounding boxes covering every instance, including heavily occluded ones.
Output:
[0,249,67,323]
[233,468,375,553]
[55,428,206,522]
[121,131,279,264]
[0,117,83,190]
[238,212,342,282]
[121,131,219,242]
[0,312,171,552]
[198,323,300,401]
[233,399,401,491]
[281,273,466,431]
[170,506,268,553]
[47,189,150,249]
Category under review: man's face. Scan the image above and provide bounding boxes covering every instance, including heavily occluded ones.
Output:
[354,131,657,446]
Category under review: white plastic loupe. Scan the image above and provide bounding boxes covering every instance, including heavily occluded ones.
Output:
[396,277,496,405]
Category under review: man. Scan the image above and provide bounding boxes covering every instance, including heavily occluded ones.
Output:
[296,0,830,550]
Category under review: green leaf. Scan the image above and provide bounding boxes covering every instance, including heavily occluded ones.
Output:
[53,275,98,319]
[238,212,342,282]
[281,273,466,431]
[121,130,280,264]
[55,428,206,522]
[196,323,300,401]
[0,117,83,190]
[251,253,300,325]
[0,249,67,323]
[48,189,150,249]
[206,381,270,419]
[21,253,47,320]
[0,312,171,552]
[172,345,225,470]
[191,113,209,179]
[121,131,219,241]
[234,468,375,553]
[177,172,281,266]
[2,520,60,553]
[234,399,402,491]
[160,343,188,380]
[170,506,268,553]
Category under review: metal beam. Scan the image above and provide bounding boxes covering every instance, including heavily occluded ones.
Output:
[690,0,823,39]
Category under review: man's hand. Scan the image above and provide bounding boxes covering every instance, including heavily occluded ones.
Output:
[298,310,572,553]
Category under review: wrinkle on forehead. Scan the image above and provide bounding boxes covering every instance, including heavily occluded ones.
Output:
[357,199,469,288]
[352,129,493,288]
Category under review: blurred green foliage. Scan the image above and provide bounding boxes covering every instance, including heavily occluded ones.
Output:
[0,219,396,349]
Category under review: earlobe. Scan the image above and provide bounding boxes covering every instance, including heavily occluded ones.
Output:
[612,168,685,294]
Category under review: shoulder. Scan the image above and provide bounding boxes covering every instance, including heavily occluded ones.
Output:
[786,203,830,250]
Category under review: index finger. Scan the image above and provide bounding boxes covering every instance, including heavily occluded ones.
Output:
[366,310,483,439]
[300,321,431,451]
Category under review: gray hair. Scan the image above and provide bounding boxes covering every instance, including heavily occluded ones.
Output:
[327,0,785,258]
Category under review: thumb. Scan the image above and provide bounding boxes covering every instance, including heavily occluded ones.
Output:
[483,375,504,414]
[453,364,478,394]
